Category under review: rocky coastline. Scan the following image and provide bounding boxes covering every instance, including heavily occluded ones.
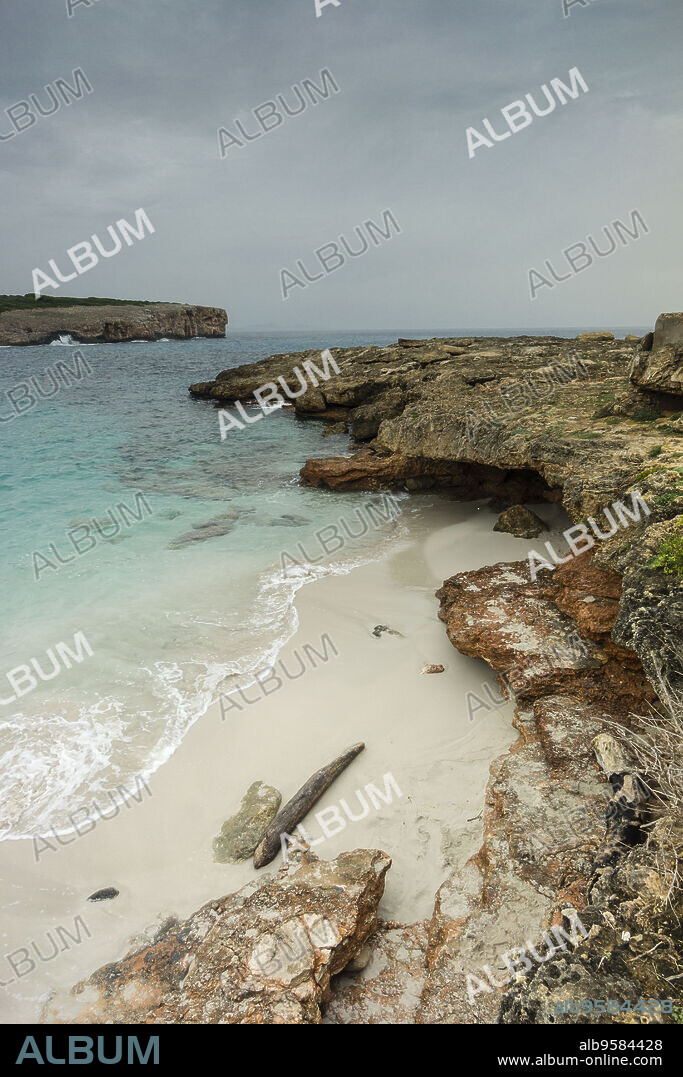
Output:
[0,302,227,346]
[48,320,682,1024]
[190,321,682,712]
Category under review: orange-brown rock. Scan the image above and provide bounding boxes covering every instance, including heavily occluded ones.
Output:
[436,557,654,714]
[301,449,559,503]
[43,849,390,1025]
[418,552,656,1024]
[543,550,622,639]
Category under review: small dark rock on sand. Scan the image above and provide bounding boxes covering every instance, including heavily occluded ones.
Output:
[87,888,119,902]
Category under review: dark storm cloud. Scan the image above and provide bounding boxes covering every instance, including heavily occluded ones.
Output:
[0,0,680,328]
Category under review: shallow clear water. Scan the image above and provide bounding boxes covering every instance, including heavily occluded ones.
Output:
[0,326,646,840]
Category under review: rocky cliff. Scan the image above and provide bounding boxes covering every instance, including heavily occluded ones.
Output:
[191,325,683,708]
[0,302,227,346]
[421,552,681,1024]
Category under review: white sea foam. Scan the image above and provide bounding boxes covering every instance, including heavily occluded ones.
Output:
[49,334,79,346]
[0,329,414,843]
[0,499,409,841]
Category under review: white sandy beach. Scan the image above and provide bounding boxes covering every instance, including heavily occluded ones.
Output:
[0,496,570,1023]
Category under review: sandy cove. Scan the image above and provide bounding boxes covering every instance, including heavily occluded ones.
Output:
[4,323,682,1025]
[0,497,570,1023]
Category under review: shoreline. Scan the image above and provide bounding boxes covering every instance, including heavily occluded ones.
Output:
[0,495,569,1023]
[2,318,679,1024]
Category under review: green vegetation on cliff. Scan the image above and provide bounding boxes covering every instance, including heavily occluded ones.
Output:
[0,294,153,314]
[651,519,683,578]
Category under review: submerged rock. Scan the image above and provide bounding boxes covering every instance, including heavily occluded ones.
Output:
[493,504,548,538]
[44,849,391,1025]
[168,508,253,549]
[263,513,310,527]
[213,782,282,865]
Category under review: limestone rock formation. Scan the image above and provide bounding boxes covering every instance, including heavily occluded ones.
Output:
[653,312,683,350]
[322,422,348,437]
[212,782,282,864]
[417,552,663,1024]
[628,312,683,396]
[499,817,683,1024]
[324,921,429,1024]
[0,302,226,346]
[43,849,391,1025]
[493,504,548,538]
[630,344,683,396]
[435,554,653,709]
[577,331,615,343]
[190,320,682,777]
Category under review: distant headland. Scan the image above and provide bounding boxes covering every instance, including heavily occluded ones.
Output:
[0,295,227,346]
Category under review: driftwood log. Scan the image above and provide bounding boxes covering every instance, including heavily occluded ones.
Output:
[253,743,365,868]
[591,733,650,869]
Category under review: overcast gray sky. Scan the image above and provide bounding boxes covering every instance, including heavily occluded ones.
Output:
[0,0,680,329]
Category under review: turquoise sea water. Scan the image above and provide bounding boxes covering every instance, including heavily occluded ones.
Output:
[0,327,646,840]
